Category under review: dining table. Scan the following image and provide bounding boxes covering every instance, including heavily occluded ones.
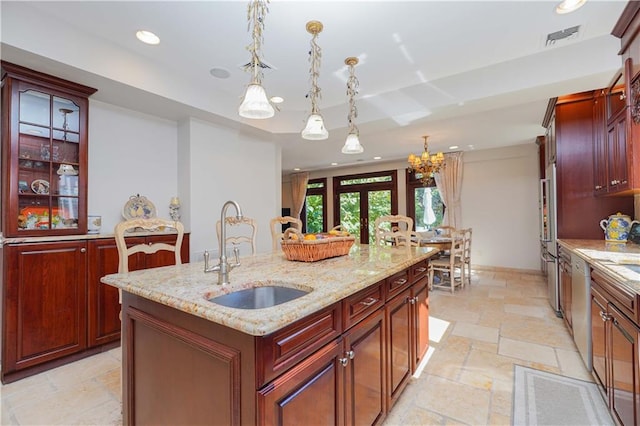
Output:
[418,236,453,252]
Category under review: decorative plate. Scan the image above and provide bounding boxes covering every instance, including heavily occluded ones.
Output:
[122,194,157,220]
[31,179,50,194]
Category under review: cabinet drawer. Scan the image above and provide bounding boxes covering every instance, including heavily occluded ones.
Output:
[257,303,342,387]
[386,269,410,300]
[591,269,638,324]
[342,281,384,330]
[410,259,429,283]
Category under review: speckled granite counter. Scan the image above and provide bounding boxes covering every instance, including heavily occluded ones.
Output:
[558,239,640,294]
[101,244,439,336]
[0,229,184,245]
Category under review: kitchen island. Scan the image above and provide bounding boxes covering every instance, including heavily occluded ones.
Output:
[102,243,439,426]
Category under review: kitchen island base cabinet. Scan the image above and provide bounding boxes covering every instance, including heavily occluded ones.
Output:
[119,259,430,425]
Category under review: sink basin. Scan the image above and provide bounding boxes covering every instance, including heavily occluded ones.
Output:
[620,264,640,274]
[207,285,310,309]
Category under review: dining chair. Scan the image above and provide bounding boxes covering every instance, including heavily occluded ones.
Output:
[114,217,185,318]
[216,216,258,256]
[428,228,465,293]
[270,216,302,251]
[434,225,456,237]
[114,217,185,273]
[373,214,413,246]
[460,228,473,286]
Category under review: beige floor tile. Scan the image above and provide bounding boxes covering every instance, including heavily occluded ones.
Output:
[498,337,558,367]
[464,348,516,384]
[503,303,549,319]
[414,375,491,425]
[555,347,593,381]
[489,411,511,425]
[499,317,576,349]
[452,322,499,343]
[490,387,512,417]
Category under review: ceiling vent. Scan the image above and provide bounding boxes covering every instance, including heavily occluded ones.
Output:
[545,25,581,47]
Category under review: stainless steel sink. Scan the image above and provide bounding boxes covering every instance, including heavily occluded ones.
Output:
[207,285,310,309]
[620,264,640,274]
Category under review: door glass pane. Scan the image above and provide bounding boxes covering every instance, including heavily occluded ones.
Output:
[56,197,79,229]
[19,90,50,126]
[413,187,444,231]
[368,190,391,244]
[305,194,323,234]
[339,192,361,240]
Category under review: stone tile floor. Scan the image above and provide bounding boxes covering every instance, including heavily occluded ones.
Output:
[1,268,592,425]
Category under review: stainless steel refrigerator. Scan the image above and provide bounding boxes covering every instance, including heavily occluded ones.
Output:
[540,163,560,316]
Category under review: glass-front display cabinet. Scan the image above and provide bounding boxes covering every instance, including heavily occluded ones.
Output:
[1,62,97,237]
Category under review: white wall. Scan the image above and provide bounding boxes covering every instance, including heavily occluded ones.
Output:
[88,100,178,233]
[88,102,281,262]
[286,143,541,271]
[461,144,540,270]
[184,118,280,261]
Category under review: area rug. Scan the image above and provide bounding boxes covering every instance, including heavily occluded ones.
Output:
[512,365,613,425]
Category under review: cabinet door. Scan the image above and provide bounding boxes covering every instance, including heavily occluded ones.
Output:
[607,114,630,193]
[591,284,608,393]
[559,257,572,332]
[258,338,344,426]
[412,279,429,372]
[609,304,640,426]
[3,241,87,377]
[385,287,412,409]
[593,91,608,194]
[87,238,125,346]
[344,308,386,426]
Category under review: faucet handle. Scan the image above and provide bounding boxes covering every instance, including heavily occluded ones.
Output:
[232,246,241,267]
[204,250,210,271]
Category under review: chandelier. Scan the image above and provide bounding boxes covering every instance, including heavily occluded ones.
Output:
[407,136,445,185]
[301,21,328,140]
[238,0,275,119]
[342,57,364,154]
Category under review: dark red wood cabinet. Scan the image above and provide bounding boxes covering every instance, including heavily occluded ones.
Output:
[1,233,190,384]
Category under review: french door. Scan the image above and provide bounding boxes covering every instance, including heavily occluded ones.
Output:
[333,171,397,244]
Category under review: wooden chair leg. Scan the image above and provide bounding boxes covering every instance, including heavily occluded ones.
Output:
[428,266,434,290]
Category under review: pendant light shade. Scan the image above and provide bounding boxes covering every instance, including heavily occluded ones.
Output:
[342,57,363,154]
[238,0,274,120]
[342,133,364,154]
[301,114,328,140]
[239,84,275,119]
[301,21,328,140]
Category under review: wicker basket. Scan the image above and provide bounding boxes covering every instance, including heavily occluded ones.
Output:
[281,227,355,262]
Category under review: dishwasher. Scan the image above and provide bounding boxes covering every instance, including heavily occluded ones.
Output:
[571,253,592,371]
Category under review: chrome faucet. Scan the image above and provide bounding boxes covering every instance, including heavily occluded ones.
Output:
[204,200,243,285]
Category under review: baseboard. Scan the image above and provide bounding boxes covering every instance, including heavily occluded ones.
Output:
[471,264,544,276]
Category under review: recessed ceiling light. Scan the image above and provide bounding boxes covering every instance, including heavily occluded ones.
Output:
[270,96,284,104]
[555,0,586,14]
[373,156,382,160]
[449,145,459,150]
[136,30,160,45]
[293,167,301,171]
[209,67,230,79]
[331,162,338,166]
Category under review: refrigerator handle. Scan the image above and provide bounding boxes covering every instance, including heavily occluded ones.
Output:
[540,178,551,242]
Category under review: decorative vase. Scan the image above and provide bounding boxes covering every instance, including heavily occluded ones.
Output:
[600,212,639,243]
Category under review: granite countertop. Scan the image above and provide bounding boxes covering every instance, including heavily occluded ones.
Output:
[558,239,640,294]
[101,244,439,336]
[0,229,184,245]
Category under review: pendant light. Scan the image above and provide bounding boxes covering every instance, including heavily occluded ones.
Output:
[301,21,328,140]
[238,0,275,119]
[342,57,363,154]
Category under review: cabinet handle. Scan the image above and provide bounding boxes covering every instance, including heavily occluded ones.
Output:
[415,267,427,273]
[409,297,417,305]
[599,311,612,322]
[622,180,627,184]
[394,278,407,286]
[346,350,355,360]
[339,357,349,367]
[80,248,86,253]
[595,185,602,190]
[359,297,378,307]
[148,242,153,246]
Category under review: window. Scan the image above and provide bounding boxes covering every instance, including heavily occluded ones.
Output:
[406,170,445,231]
[302,178,327,233]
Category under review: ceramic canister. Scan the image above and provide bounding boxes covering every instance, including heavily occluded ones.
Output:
[599,212,640,243]
[88,215,102,234]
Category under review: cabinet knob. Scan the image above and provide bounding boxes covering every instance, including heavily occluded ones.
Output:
[80,248,86,253]
[346,350,355,360]
[339,357,349,367]
[595,185,601,190]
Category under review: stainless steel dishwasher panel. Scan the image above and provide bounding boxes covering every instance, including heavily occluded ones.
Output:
[571,253,592,371]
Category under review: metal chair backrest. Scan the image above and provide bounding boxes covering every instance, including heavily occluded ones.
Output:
[270,216,302,251]
[114,217,184,273]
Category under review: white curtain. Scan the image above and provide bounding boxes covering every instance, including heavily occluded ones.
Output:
[434,152,464,229]
[290,172,309,220]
